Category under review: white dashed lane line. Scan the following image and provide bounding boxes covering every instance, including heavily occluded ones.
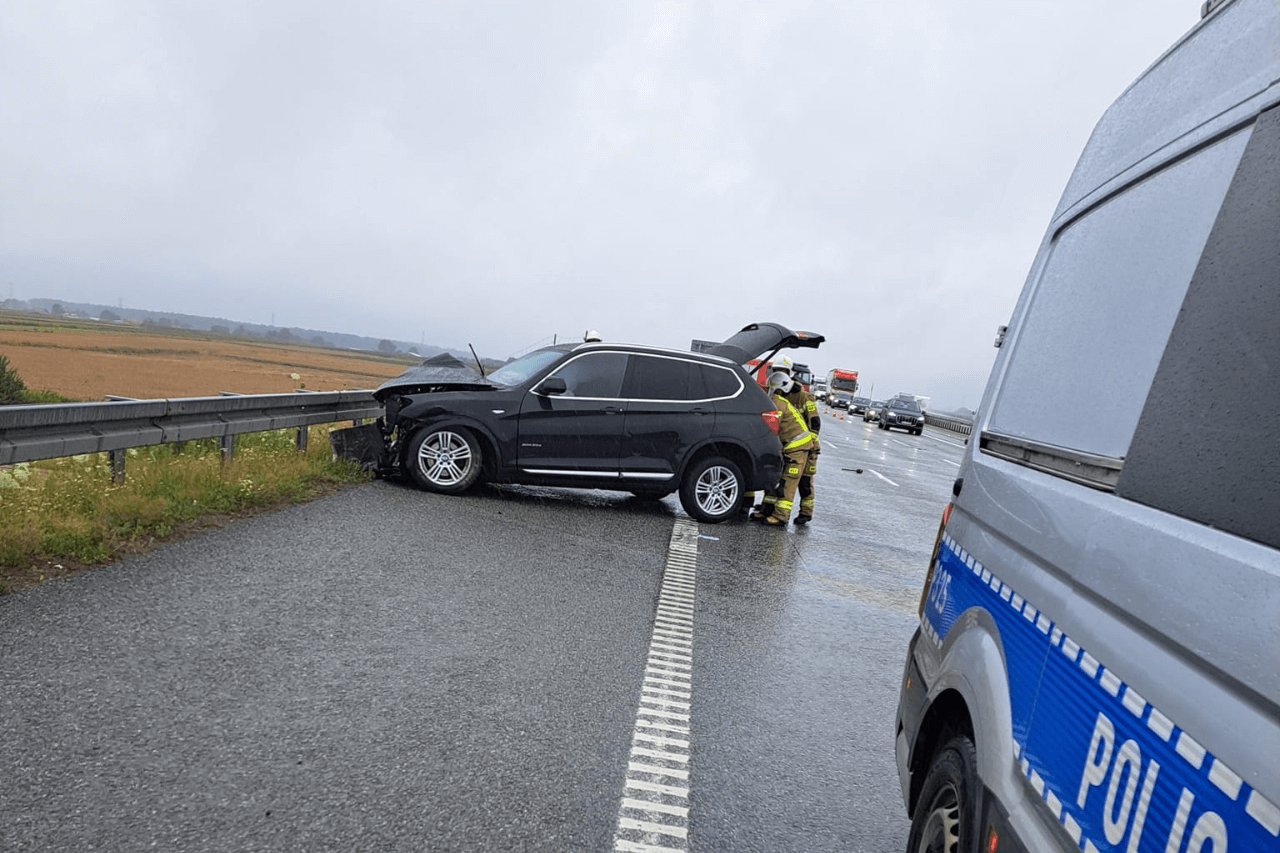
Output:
[865,468,900,487]
[612,516,700,853]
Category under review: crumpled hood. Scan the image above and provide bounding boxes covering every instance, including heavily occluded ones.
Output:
[375,352,493,398]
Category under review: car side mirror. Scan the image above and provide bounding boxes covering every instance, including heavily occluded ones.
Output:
[536,376,568,395]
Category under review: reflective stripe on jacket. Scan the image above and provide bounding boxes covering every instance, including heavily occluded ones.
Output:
[772,393,815,451]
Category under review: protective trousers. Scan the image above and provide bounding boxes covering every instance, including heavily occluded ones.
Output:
[769,443,818,522]
[797,448,817,520]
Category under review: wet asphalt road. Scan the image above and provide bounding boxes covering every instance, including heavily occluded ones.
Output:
[0,410,966,852]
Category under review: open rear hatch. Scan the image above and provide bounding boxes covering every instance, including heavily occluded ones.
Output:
[707,322,825,367]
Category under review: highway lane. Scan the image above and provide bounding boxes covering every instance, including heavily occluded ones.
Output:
[0,417,966,852]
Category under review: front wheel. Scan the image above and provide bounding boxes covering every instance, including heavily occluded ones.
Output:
[404,426,483,494]
[679,456,744,523]
[907,734,980,853]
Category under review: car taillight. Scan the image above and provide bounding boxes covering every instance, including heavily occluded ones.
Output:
[761,410,780,435]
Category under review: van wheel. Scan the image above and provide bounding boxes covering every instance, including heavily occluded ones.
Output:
[679,456,743,523]
[907,734,979,853]
[405,426,483,494]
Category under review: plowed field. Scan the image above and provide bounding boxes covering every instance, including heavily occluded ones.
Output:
[1,315,417,401]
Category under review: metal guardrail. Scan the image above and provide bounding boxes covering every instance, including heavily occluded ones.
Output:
[0,391,383,473]
[925,412,974,436]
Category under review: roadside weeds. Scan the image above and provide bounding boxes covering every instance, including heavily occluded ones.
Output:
[0,425,372,594]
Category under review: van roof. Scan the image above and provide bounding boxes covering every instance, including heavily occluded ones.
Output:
[1052,0,1279,230]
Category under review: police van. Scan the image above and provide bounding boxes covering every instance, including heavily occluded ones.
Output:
[894,1,1279,851]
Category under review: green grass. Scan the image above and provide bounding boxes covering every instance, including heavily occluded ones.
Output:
[0,425,372,591]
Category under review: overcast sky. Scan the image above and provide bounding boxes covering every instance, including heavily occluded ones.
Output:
[1,1,1198,410]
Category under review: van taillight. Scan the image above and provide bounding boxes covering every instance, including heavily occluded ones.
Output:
[761,410,780,435]
[918,503,953,618]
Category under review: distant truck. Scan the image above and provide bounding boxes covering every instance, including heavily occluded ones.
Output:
[791,362,814,392]
[744,359,814,391]
[898,394,930,413]
[826,368,859,398]
[745,359,772,388]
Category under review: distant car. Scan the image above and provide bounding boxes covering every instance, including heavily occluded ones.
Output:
[850,396,872,415]
[371,322,824,523]
[829,391,853,409]
[863,400,884,422]
[879,396,925,434]
[813,383,828,401]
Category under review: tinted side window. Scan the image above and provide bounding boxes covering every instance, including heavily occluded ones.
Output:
[1118,107,1280,550]
[988,127,1250,459]
[548,352,628,398]
[623,355,695,400]
[700,365,741,399]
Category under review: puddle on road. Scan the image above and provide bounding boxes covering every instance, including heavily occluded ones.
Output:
[793,566,922,615]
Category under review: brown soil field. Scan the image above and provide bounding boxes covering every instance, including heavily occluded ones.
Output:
[1,313,418,400]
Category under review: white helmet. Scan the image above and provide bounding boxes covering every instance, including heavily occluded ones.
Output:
[773,357,792,374]
[583,329,602,342]
[766,370,794,395]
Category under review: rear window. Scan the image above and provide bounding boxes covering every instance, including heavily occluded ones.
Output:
[1117,107,1280,550]
[988,127,1251,460]
[621,355,740,401]
[700,364,742,399]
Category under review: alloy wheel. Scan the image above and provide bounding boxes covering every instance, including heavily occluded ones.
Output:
[417,430,474,486]
[695,464,739,516]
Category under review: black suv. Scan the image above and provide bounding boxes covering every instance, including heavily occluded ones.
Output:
[370,323,823,523]
[879,396,925,434]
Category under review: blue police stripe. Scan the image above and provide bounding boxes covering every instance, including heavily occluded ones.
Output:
[922,535,1279,852]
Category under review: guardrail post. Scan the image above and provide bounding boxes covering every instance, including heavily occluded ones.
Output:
[108,449,126,484]
[220,435,235,464]
[296,425,308,452]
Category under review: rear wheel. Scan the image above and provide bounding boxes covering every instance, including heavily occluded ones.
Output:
[679,456,744,523]
[907,734,980,853]
[405,426,483,494]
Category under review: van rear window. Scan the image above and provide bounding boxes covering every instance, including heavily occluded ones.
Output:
[1118,107,1280,550]
[988,128,1250,461]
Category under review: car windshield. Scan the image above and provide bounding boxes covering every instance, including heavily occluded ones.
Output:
[486,347,571,387]
[893,399,921,412]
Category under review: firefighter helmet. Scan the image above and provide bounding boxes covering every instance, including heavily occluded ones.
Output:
[766,370,794,396]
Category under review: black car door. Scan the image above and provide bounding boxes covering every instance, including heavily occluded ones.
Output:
[618,355,718,479]
[517,351,629,476]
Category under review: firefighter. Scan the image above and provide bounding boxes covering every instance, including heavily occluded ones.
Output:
[751,360,822,523]
[755,370,819,528]
[783,363,821,525]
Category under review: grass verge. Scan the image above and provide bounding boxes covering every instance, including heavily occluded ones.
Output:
[0,425,373,593]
